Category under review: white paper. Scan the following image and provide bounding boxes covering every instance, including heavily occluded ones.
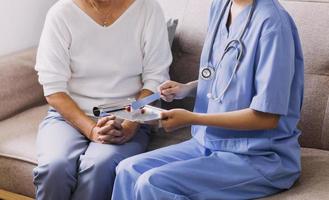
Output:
[109,105,164,123]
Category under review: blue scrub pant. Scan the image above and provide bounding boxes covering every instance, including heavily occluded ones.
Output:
[112,139,281,200]
[33,110,149,200]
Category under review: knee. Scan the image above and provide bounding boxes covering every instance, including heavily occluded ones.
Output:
[134,170,158,195]
[34,157,75,184]
[116,156,142,177]
[135,171,152,189]
[79,153,121,178]
[135,169,173,195]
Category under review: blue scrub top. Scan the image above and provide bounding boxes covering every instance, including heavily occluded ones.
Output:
[192,0,304,187]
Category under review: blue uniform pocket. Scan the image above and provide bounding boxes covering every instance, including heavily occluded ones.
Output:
[204,138,249,153]
[204,135,273,155]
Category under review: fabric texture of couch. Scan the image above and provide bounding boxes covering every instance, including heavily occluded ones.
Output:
[1,0,329,199]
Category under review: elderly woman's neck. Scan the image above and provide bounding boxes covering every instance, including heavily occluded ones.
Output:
[92,0,123,7]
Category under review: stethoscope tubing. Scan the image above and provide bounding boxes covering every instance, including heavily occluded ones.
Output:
[202,0,256,102]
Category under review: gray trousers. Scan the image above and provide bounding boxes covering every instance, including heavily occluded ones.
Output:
[33,109,149,200]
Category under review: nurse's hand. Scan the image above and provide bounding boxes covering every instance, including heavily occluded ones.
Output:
[160,109,197,132]
[159,81,196,102]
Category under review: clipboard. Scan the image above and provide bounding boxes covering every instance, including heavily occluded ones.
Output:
[93,104,164,123]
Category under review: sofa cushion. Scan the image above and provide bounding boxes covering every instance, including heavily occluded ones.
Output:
[161,0,211,84]
[0,48,45,121]
[262,148,329,199]
[298,74,329,149]
[279,0,329,150]
[0,158,36,198]
[0,105,48,197]
[148,127,192,151]
[0,105,48,164]
[167,19,179,47]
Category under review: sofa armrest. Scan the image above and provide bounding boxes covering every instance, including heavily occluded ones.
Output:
[0,48,46,121]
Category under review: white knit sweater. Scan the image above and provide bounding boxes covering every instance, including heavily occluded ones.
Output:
[35,0,172,115]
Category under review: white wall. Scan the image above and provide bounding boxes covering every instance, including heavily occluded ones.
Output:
[0,0,57,56]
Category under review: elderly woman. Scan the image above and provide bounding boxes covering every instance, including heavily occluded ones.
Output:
[33,0,172,199]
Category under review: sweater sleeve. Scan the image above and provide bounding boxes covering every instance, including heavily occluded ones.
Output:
[141,0,172,93]
[35,7,72,96]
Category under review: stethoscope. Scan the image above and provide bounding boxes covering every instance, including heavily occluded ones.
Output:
[200,0,256,103]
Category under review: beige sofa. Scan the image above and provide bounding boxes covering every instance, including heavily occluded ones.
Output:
[1,0,329,199]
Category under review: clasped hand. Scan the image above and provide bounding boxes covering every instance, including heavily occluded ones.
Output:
[90,116,139,145]
[89,80,196,140]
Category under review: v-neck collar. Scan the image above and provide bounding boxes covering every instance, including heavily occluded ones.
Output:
[221,1,253,39]
[71,0,139,29]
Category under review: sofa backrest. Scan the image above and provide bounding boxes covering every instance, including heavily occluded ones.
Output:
[158,0,329,150]
[281,0,329,150]
[0,48,45,121]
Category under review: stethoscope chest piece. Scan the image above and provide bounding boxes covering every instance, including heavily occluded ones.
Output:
[200,0,255,102]
[200,67,215,80]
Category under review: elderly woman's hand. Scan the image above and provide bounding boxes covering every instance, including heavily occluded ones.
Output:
[118,120,140,144]
[90,116,139,144]
[89,116,122,143]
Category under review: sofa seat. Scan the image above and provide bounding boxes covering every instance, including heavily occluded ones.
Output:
[0,105,47,197]
[263,148,329,199]
[1,105,329,199]
[0,104,192,197]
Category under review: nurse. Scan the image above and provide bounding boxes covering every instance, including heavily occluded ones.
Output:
[112,0,304,199]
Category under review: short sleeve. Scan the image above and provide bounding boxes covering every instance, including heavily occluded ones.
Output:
[35,8,71,96]
[141,1,172,93]
[249,25,295,116]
